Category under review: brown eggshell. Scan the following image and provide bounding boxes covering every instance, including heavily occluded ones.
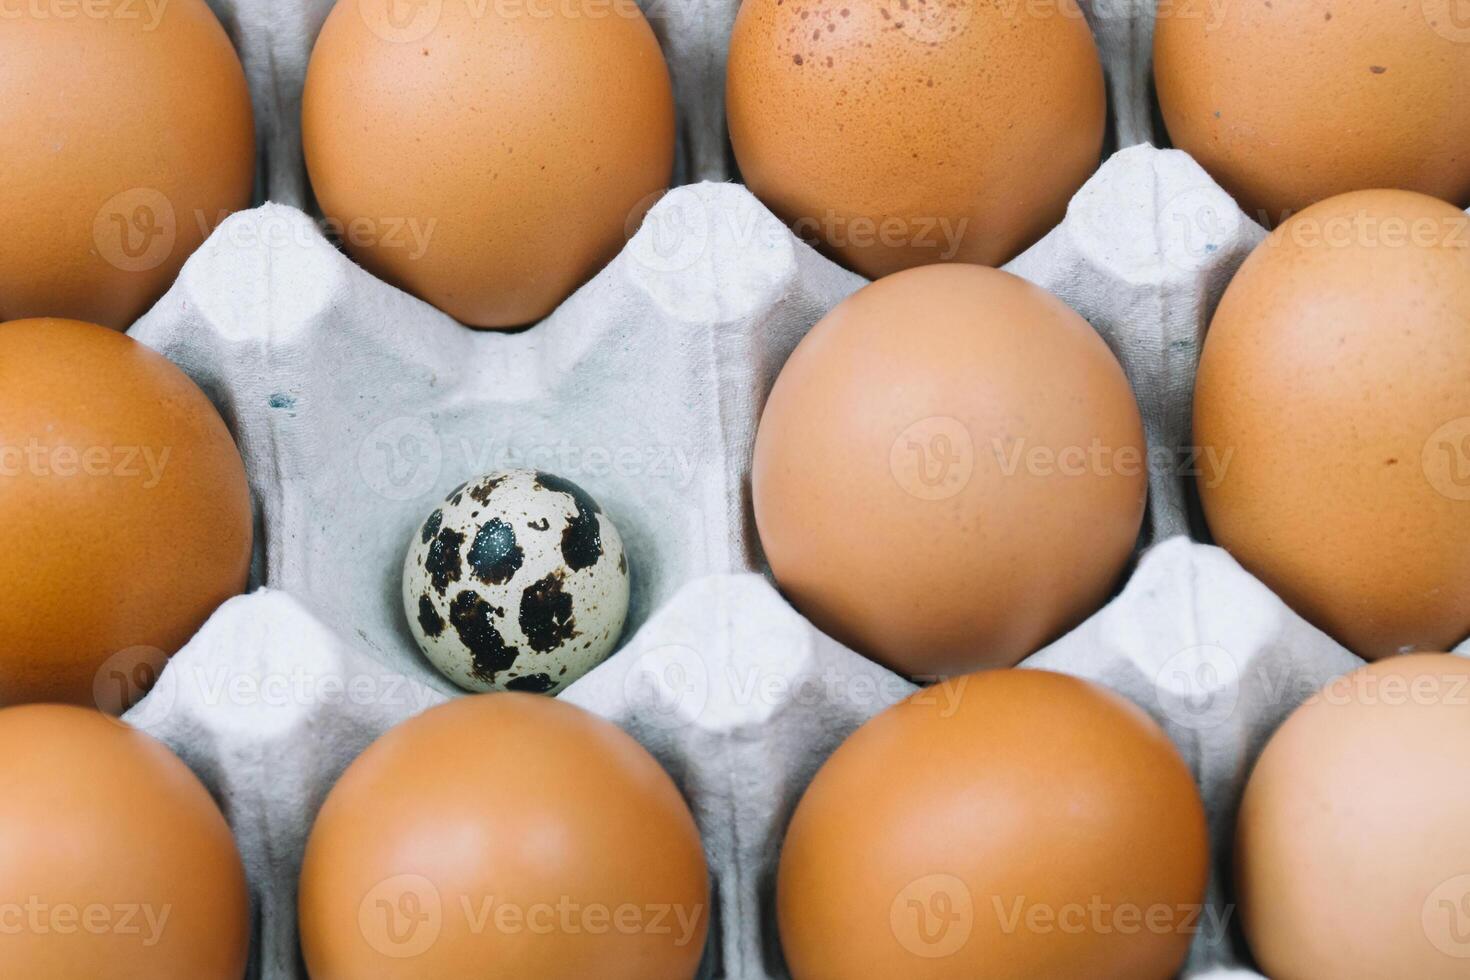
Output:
[302,0,674,329]
[0,318,253,710]
[0,0,255,330]
[1194,190,1470,660]
[727,0,1105,278]
[777,668,1211,979]
[298,693,710,979]
[1155,0,1470,223]
[0,704,249,978]
[752,264,1146,677]
[1236,654,1470,979]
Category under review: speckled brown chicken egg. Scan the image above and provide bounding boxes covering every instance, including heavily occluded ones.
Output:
[727,0,1106,278]
[1156,0,1470,223]
[1194,190,1470,660]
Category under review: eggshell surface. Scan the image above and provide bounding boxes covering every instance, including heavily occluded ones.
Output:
[0,704,249,978]
[298,693,710,979]
[302,0,675,329]
[1194,190,1470,660]
[777,669,1210,979]
[402,469,630,695]
[1155,0,1470,223]
[0,0,255,330]
[0,319,253,710]
[752,264,1146,677]
[727,0,1105,278]
[1236,654,1470,979]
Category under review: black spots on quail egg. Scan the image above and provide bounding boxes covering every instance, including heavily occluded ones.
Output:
[504,673,557,693]
[448,590,519,682]
[533,470,605,571]
[467,518,524,585]
[468,475,506,506]
[417,594,445,638]
[423,526,465,594]
[519,570,578,653]
[420,508,443,544]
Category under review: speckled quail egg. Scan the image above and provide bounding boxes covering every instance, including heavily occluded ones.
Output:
[403,469,630,695]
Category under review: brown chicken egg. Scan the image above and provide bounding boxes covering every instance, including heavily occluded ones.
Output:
[1155,0,1470,224]
[298,693,710,979]
[752,264,1146,678]
[0,704,249,978]
[302,0,674,329]
[778,668,1211,979]
[0,319,252,710]
[1194,190,1470,660]
[0,0,255,330]
[1236,654,1470,979]
[727,0,1105,278]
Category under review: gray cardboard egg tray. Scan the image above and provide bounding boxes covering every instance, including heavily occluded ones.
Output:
[108,0,1467,977]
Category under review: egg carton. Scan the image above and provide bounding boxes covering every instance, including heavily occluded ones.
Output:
[127,152,1367,980]
[111,0,1466,977]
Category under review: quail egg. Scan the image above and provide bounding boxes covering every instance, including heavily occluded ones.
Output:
[403,469,630,694]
